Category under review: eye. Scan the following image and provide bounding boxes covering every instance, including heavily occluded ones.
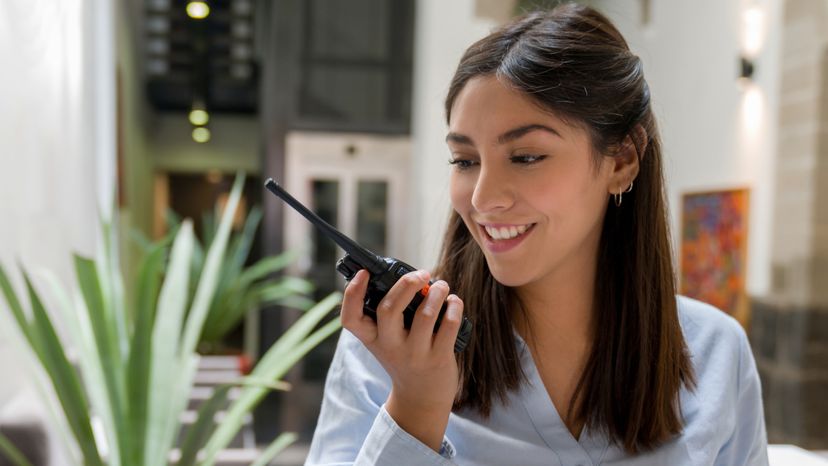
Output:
[448,158,478,170]
[510,154,547,165]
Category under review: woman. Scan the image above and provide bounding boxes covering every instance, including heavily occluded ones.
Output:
[306,4,768,465]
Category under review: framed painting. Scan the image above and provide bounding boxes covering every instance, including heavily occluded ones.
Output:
[680,188,750,328]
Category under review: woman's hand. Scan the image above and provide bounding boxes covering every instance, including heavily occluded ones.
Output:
[340,269,465,452]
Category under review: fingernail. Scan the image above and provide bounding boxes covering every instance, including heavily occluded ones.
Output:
[448,296,460,318]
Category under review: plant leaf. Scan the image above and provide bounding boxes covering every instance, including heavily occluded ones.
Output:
[225,206,262,282]
[23,270,104,466]
[199,292,342,465]
[125,241,167,465]
[265,295,316,311]
[176,386,230,466]
[74,255,127,464]
[249,432,298,466]
[0,263,39,357]
[144,220,194,466]
[254,292,342,372]
[235,250,302,291]
[201,209,216,249]
[96,220,129,360]
[180,173,244,357]
[254,278,314,302]
[40,270,116,466]
[0,431,35,466]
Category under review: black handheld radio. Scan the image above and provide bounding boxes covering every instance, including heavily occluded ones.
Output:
[265,178,472,353]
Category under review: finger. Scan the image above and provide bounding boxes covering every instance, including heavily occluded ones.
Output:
[375,269,430,346]
[433,294,464,354]
[407,280,449,352]
[340,270,377,345]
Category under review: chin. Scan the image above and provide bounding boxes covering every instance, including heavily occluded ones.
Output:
[484,258,533,288]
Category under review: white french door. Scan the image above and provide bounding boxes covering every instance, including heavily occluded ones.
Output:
[277,131,411,437]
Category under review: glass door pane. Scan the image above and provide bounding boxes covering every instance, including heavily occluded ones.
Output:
[356,180,388,256]
[308,179,340,302]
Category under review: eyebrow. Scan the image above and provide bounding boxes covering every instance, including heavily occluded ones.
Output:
[445,124,562,146]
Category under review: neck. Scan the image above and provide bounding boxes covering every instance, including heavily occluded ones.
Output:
[513,245,598,360]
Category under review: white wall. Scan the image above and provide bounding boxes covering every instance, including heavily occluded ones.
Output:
[592,0,781,298]
[410,0,498,269]
[0,0,115,409]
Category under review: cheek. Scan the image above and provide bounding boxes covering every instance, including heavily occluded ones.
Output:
[449,173,473,211]
[449,174,480,238]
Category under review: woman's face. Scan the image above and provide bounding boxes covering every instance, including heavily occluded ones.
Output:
[447,75,620,288]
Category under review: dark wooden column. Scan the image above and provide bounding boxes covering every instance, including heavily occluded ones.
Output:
[254,0,303,442]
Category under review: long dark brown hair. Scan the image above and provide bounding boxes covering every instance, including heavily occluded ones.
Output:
[433,3,695,454]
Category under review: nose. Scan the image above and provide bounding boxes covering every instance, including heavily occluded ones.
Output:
[471,165,515,213]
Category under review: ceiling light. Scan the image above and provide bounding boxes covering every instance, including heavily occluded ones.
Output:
[189,109,209,126]
[192,127,211,143]
[187,1,210,19]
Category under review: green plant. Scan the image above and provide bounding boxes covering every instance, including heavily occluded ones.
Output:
[0,173,342,466]
[166,203,315,351]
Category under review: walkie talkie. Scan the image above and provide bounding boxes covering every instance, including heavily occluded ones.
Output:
[265,178,472,353]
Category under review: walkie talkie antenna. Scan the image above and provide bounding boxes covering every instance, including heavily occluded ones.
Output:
[265,178,386,275]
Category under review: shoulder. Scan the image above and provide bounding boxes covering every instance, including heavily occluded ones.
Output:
[672,297,768,464]
[675,296,759,433]
[677,295,749,362]
[676,295,758,410]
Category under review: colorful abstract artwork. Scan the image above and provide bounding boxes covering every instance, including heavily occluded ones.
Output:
[680,189,750,327]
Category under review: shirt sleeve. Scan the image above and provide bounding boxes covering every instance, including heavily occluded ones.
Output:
[305,329,457,466]
[714,328,770,466]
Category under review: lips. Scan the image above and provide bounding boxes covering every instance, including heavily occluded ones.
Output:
[477,222,536,253]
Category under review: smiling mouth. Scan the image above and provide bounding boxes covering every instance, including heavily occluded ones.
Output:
[480,223,536,241]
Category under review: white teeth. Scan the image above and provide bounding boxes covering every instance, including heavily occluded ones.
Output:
[483,224,532,240]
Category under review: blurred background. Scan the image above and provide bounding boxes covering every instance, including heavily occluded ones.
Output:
[0,0,826,464]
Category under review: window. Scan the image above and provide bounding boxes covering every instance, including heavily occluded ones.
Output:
[293,0,414,133]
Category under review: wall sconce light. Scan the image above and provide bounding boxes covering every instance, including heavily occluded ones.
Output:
[740,56,755,81]
[739,4,764,83]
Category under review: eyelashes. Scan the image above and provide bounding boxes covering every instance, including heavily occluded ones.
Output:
[447,158,476,170]
[510,154,547,164]
[447,154,548,171]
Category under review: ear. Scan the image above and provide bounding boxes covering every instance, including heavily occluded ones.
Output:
[607,124,646,194]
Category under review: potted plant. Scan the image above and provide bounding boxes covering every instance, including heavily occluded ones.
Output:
[135,203,315,357]
[0,173,341,466]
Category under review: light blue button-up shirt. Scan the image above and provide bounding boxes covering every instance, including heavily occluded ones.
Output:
[306,296,769,465]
